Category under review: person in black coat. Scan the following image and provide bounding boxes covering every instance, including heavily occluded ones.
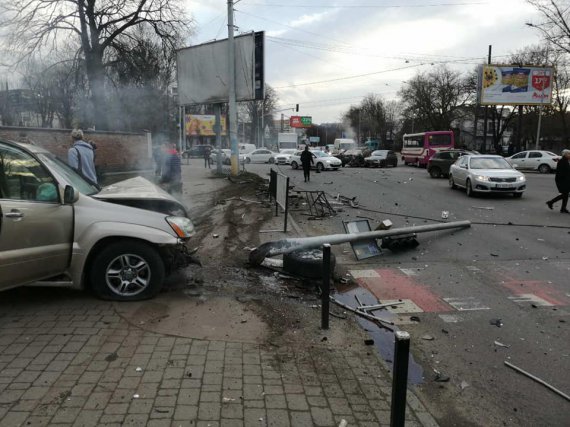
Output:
[300,146,314,182]
[546,149,570,213]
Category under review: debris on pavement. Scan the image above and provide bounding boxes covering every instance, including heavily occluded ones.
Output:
[212,234,219,238]
[434,369,450,382]
[421,334,435,341]
[330,297,395,330]
[494,340,510,348]
[471,206,495,210]
[410,316,421,323]
[133,394,140,399]
[441,210,449,219]
[460,380,470,390]
[490,318,504,328]
[135,367,143,372]
[364,339,375,346]
[375,219,393,230]
[504,361,570,402]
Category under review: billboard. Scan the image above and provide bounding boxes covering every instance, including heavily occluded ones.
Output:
[185,114,227,136]
[290,116,312,128]
[177,32,265,105]
[478,65,554,106]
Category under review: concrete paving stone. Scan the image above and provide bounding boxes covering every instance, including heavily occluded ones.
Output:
[220,403,243,419]
[196,422,219,427]
[9,356,35,368]
[1,367,23,378]
[339,380,360,395]
[203,373,223,385]
[158,388,179,397]
[205,361,224,374]
[128,398,154,414]
[140,337,160,346]
[173,404,198,421]
[322,384,345,398]
[243,375,262,385]
[285,394,309,411]
[222,378,242,390]
[200,391,221,403]
[415,411,440,427]
[50,406,82,423]
[142,371,164,383]
[86,361,109,372]
[160,379,182,389]
[224,356,242,365]
[282,384,303,394]
[164,368,185,380]
[243,384,264,400]
[104,402,129,415]
[155,395,178,407]
[71,383,96,397]
[150,406,174,419]
[262,378,282,386]
[223,368,242,379]
[61,395,87,408]
[346,394,368,406]
[0,389,25,403]
[264,394,286,409]
[263,385,283,395]
[220,419,244,427]
[22,415,52,426]
[98,413,125,424]
[242,354,261,365]
[369,398,390,410]
[306,396,327,407]
[180,378,201,389]
[172,345,191,355]
[136,383,160,399]
[83,391,112,410]
[0,410,29,426]
[78,371,103,384]
[243,400,264,409]
[4,344,28,355]
[123,413,149,425]
[10,398,40,412]
[136,345,156,354]
[208,342,226,351]
[327,397,351,414]
[310,406,335,426]
[266,408,290,427]
[290,411,312,427]
[186,355,207,365]
[8,382,32,390]
[303,386,323,397]
[201,384,222,392]
[198,402,221,420]
[71,409,103,426]
[185,365,204,379]
[242,365,262,376]
[117,377,141,390]
[300,375,320,386]
[354,409,378,422]
[178,389,200,406]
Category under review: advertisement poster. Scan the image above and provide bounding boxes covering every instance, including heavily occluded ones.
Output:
[185,114,227,136]
[290,116,312,128]
[479,65,553,106]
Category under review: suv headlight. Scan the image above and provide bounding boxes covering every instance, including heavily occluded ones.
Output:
[518,176,525,181]
[166,216,196,238]
[476,175,490,182]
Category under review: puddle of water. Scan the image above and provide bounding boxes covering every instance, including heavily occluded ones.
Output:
[334,287,425,385]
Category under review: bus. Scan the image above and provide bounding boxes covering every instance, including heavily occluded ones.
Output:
[401,131,455,167]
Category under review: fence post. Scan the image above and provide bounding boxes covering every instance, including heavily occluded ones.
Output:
[321,244,331,330]
[390,331,410,427]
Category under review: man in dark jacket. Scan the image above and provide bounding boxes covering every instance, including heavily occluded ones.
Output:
[300,146,314,182]
[546,149,570,213]
[160,142,182,194]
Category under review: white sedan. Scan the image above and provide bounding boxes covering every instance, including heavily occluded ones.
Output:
[290,150,342,171]
[244,148,278,164]
[210,149,246,165]
[506,150,560,174]
[449,155,526,198]
[273,149,296,165]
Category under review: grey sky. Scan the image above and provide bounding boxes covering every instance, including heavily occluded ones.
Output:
[187,0,545,123]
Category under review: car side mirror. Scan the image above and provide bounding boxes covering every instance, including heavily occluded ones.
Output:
[63,185,79,204]
[461,164,467,169]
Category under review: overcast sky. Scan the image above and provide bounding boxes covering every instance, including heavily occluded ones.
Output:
[185,0,546,124]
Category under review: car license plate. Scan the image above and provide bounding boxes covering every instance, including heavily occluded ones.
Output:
[496,183,513,188]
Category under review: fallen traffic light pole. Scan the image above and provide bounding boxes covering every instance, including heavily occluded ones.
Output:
[249,220,471,265]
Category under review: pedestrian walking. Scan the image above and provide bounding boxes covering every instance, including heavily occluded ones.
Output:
[160,142,182,194]
[300,145,314,182]
[68,128,98,185]
[546,149,570,213]
[204,146,211,169]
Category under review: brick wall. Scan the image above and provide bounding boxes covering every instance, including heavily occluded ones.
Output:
[0,126,152,172]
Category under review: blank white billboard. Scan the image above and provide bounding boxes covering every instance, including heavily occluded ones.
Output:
[177,32,264,105]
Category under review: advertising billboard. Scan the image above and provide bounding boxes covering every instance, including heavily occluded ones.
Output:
[478,65,554,106]
[290,116,312,128]
[177,32,265,105]
[185,114,227,136]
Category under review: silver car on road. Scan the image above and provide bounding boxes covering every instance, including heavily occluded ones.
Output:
[448,154,526,198]
[0,139,197,301]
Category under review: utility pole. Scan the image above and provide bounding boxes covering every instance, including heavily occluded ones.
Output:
[227,0,239,176]
[482,45,491,153]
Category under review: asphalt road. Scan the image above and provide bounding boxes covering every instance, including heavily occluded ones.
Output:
[246,160,570,427]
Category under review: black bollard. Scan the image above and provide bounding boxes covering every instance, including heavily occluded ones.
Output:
[321,244,331,330]
[390,331,410,427]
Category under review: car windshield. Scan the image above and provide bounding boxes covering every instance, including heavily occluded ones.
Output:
[469,157,511,170]
[371,150,388,156]
[313,151,331,157]
[280,149,296,154]
[37,153,100,196]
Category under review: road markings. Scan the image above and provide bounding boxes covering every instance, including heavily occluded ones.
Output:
[443,297,490,311]
[349,269,380,279]
[380,299,423,314]
[466,266,481,272]
[502,280,570,306]
[398,268,418,276]
[508,294,554,307]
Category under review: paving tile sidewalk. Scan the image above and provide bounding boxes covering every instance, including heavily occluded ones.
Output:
[0,164,438,427]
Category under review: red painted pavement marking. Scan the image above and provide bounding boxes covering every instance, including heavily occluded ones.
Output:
[502,280,570,306]
[356,268,452,313]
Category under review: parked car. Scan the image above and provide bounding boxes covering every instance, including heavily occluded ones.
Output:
[244,148,278,164]
[0,139,197,301]
[274,149,296,165]
[364,150,398,168]
[182,144,213,159]
[427,149,477,178]
[335,148,369,167]
[210,149,247,165]
[290,150,342,171]
[506,150,560,174]
[448,154,526,198]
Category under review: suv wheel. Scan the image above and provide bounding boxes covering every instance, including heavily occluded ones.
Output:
[89,241,165,301]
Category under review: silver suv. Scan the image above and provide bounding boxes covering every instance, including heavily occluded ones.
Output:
[0,140,196,301]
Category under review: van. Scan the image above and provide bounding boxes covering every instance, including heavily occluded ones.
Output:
[333,138,357,152]
[238,144,256,154]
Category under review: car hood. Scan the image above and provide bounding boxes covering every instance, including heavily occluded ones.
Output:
[471,168,524,177]
[93,176,189,217]
[365,156,387,160]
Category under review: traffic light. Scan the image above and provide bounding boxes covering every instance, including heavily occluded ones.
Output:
[296,104,299,112]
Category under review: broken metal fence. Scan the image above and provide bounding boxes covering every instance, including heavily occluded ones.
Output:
[263,168,290,233]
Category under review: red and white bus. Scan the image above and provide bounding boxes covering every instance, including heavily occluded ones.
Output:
[401,131,455,167]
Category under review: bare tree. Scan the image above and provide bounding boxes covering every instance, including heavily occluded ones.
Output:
[238,86,279,147]
[0,0,193,129]
[398,66,473,131]
[526,1,570,54]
